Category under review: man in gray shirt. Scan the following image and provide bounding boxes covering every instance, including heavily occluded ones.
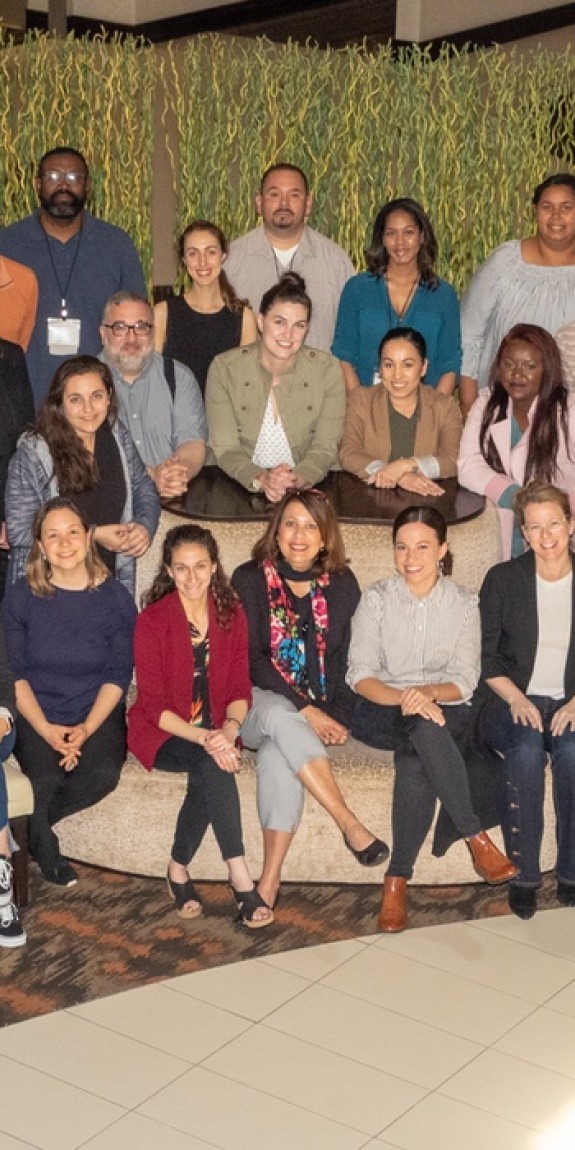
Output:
[225,163,354,352]
[100,292,207,498]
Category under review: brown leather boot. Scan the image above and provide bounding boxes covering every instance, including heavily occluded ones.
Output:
[378,876,407,932]
[466,831,518,884]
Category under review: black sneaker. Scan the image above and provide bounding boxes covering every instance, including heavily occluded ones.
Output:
[40,859,78,887]
[0,854,12,907]
[0,900,26,948]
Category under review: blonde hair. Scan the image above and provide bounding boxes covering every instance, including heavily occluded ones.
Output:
[513,481,571,525]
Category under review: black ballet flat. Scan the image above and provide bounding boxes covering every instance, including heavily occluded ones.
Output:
[344,835,389,867]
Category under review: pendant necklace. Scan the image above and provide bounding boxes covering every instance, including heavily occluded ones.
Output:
[385,274,419,324]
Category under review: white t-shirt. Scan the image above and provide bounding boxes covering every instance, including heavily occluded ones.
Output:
[527,571,572,698]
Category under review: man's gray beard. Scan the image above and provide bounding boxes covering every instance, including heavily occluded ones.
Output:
[112,348,154,376]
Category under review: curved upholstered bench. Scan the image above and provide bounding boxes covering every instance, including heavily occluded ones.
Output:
[55,500,555,887]
[56,739,556,886]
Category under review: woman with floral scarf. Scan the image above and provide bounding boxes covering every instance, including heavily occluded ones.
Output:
[232,489,388,910]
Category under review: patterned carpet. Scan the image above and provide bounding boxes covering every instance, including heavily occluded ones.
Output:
[0,863,564,1028]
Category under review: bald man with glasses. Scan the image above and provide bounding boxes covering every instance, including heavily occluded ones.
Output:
[0,146,146,406]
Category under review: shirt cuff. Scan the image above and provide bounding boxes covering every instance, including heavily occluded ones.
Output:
[415,455,440,479]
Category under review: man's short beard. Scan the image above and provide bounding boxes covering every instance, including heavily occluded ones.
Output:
[110,348,154,377]
[40,192,85,220]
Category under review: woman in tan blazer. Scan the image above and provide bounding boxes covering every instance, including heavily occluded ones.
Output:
[339,326,462,495]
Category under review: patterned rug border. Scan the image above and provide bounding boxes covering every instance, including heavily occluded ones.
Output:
[0,863,562,1028]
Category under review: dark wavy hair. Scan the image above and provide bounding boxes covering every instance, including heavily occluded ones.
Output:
[26,496,108,597]
[143,524,239,629]
[365,198,438,288]
[34,355,117,492]
[392,505,453,576]
[178,219,248,315]
[532,172,575,205]
[259,271,312,321]
[252,489,347,575]
[479,324,570,484]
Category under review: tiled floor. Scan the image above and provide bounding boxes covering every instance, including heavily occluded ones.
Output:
[2,909,575,1148]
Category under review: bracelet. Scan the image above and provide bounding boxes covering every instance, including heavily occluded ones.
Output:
[224,716,241,729]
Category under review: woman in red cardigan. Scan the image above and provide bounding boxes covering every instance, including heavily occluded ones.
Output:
[129,524,272,928]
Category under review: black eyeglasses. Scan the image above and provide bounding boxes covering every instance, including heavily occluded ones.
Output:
[102,321,153,338]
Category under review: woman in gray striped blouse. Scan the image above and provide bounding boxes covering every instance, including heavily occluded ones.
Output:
[347,505,517,932]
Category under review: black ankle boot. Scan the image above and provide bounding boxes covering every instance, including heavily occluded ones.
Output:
[509,885,537,920]
[557,881,575,907]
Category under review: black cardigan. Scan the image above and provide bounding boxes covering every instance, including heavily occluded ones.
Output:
[479,548,575,699]
[231,560,360,726]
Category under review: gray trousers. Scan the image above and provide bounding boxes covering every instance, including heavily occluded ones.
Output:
[240,689,326,831]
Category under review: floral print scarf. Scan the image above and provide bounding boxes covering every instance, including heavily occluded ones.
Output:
[263,559,329,700]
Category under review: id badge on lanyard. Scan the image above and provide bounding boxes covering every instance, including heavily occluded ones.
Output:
[47,316,81,355]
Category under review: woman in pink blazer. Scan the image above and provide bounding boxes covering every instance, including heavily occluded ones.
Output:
[458,324,575,559]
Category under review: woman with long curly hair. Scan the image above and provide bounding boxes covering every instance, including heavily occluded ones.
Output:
[154,219,257,395]
[129,524,272,928]
[458,323,575,558]
[331,197,460,394]
[5,354,159,596]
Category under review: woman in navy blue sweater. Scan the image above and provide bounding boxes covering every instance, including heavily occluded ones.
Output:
[2,497,136,887]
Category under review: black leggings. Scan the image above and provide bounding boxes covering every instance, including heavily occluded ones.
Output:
[352,699,481,879]
[154,736,244,865]
[16,703,126,871]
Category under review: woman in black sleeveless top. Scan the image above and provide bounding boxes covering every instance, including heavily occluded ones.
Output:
[154,220,257,395]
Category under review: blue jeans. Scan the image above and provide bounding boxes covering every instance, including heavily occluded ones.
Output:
[483,694,575,887]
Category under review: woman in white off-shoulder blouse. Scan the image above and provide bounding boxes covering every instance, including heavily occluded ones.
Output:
[460,173,575,418]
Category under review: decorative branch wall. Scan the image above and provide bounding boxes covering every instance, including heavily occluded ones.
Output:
[164,36,575,292]
[0,32,572,295]
[0,30,156,281]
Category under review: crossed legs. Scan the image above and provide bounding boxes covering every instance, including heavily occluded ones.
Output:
[241,689,381,907]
